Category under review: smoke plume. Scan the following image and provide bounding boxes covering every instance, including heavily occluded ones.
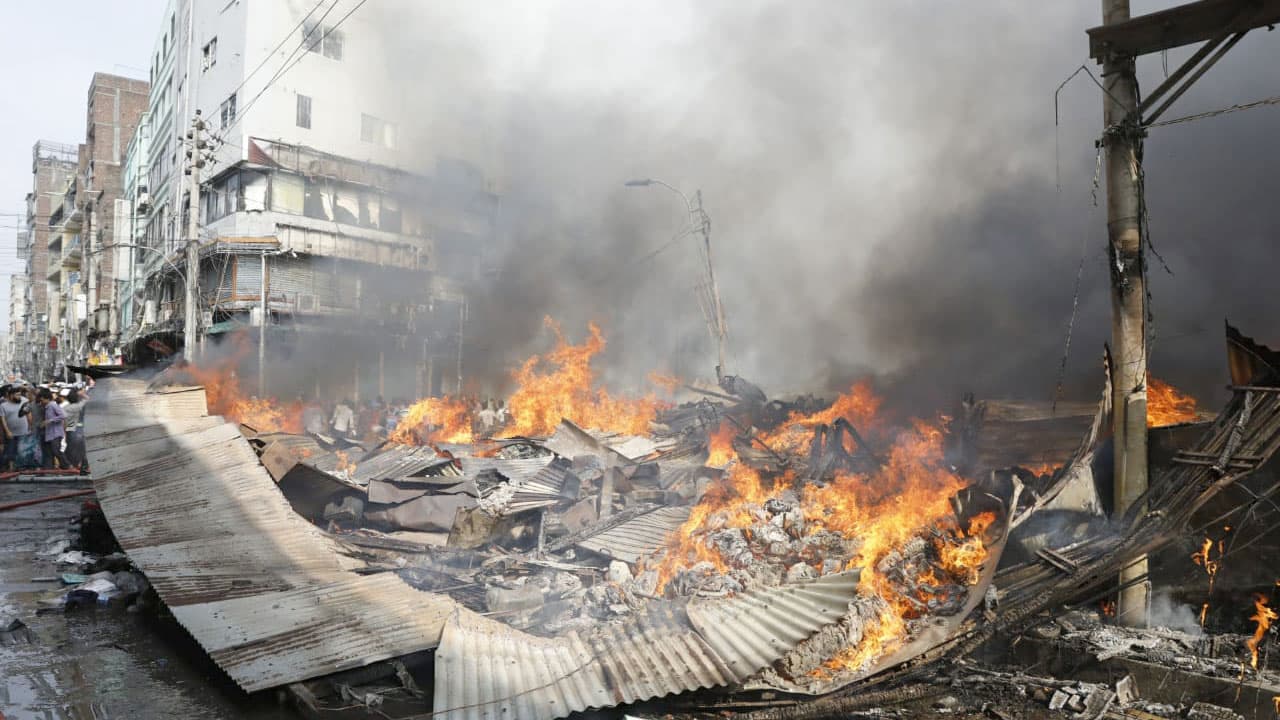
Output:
[356,1,1280,409]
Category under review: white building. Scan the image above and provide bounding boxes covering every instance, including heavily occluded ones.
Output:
[125,0,497,400]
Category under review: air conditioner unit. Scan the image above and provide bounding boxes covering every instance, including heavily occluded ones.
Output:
[137,192,152,213]
[297,294,318,313]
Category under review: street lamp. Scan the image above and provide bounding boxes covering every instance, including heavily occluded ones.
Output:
[625,178,729,378]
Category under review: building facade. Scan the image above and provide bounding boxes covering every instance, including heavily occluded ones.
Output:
[121,0,496,401]
[15,141,79,378]
[38,73,150,375]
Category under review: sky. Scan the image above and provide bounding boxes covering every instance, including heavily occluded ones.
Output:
[0,0,168,341]
[2,1,1278,411]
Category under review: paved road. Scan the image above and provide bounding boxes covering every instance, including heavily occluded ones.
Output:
[0,476,294,720]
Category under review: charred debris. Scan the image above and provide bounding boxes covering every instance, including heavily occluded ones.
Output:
[77,325,1280,719]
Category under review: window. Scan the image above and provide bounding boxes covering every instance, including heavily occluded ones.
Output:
[302,21,344,60]
[202,37,217,70]
[220,93,237,128]
[360,113,396,149]
[296,93,311,129]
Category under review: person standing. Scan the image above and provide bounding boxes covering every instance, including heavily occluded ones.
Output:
[0,386,26,471]
[62,388,89,474]
[331,398,355,439]
[26,387,45,469]
[36,388,70,469]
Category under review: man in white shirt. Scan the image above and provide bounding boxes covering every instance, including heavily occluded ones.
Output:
[477,400,497,436]
[331,399,355,438]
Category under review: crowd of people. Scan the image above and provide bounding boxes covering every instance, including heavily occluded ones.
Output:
[294,395,513,444]
[0,378,92,473]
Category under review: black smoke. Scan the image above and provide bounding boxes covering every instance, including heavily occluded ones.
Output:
[361,1,1280,410]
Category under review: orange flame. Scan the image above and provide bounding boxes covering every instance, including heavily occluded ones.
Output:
[760,380,882,455]
[1200,602,1210,627]
[1148,376,1201,427]
[1191,537,1219,592]
[1101,600,1117,618]
[334,450,356,474]
[1247,595,1277,669]
[504,319,660,437]
[652,384,990,674]
[388,396,474,445]
[647,371,682,395]
[183,333,301,434]
[706,420,737,467]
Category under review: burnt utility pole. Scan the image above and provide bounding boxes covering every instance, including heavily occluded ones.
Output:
[1088,0,1280,627]
[183,111,206,362]
[1099,0,1150,630]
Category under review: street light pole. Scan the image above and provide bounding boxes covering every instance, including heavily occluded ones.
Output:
[625,178,729,378]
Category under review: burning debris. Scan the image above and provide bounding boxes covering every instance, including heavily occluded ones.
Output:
[77,322,1280,719]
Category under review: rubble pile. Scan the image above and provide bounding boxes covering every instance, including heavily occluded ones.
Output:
[240,363,1012,697]
[117,322,1280,719]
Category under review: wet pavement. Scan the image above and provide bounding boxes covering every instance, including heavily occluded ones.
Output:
[1,476,296,720]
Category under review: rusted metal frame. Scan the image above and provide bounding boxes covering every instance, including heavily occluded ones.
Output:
[1228,384,1280,393]
[1170,456,1257,471]
[1143,31,1248,125]
[720,411,787,465]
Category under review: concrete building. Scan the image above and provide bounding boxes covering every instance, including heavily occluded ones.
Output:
[64,73,150,367]
[124,0,497,400]
[15,141,79,378]
[114,110,151,336]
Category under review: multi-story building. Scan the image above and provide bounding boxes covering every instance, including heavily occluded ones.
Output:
[124,0,498,401]
[114,110,151,336]
[71,73,150,366]
[17,141,79,378]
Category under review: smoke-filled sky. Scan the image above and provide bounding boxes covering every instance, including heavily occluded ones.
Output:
[8,1,1280,411]
[363,1,1280,412]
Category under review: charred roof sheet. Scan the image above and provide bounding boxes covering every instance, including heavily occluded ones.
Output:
[575,505,692,563]
[85,377,457,693]
[350,444,457,485]
[432,570,860,720]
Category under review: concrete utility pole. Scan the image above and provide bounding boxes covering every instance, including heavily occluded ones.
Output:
[259,250,267,397]
[1100,0,1149,628]
[1087,0,1280,628]
[183,111,204,362]
[625,179,730,377]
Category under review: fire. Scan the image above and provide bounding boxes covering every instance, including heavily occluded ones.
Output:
[648,371,682,395]
[504,319,660,437]
[1148,376,1201,427]
[388,396,474,445]
[334,450,356,474]
[1247,595,1277,669]
[183,333,300,434]
[1020,462,1060,477]
[1101,599,1117,618]
[1191,536,1219,592]
[652,384,992,675]
[706,420,737,467]
[1200,602,1209,627]
[760,380,882,454]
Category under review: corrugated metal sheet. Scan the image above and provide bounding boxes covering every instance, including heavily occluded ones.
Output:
[85,377,458,693]
[351,445,457,485]
[455,455,553,482]
[477,456,580,515]
[433,570,860,720]
[575,505,692,562]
